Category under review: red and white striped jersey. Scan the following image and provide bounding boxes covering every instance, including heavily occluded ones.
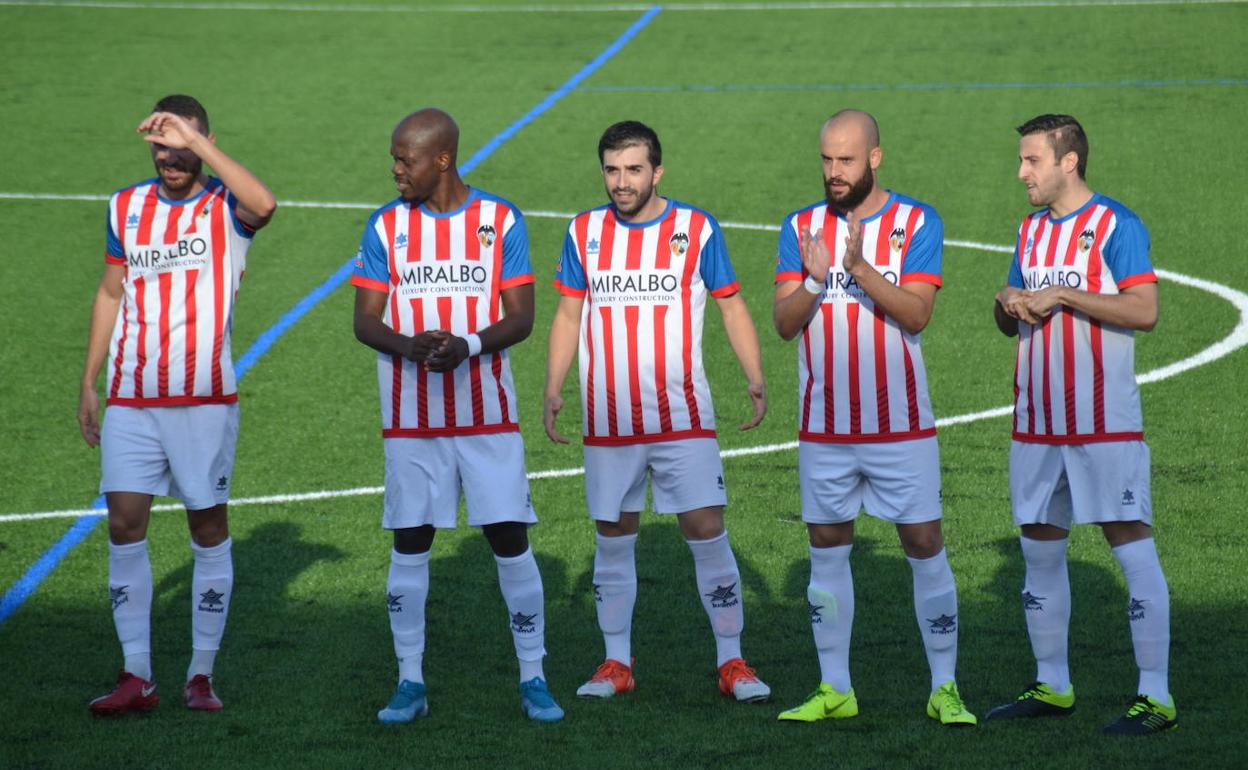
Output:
[350,188,534,438]
[104,177,255,407]
[554,200,741,446]
[1006,193,1156,444]
[776,193,943,443]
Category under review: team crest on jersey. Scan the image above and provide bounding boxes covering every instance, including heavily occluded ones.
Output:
[888,226,907,252]
[477,224,496,248]
[1077,228,1095,254]
[669,232,689,257]
[200,200,213,218]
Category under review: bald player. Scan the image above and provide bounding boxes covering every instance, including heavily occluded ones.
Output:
[772,110,976,726]
[351,109,563,724]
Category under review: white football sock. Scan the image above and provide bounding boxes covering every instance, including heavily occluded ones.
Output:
[808,544,854,692]
[593,532,637,666]
[495,548,546,682]
[687,532,744,667]
[388,549,430,685]
[1020,536,1072,692]
[1112,537,1171,702]
[188,538,233,680]
[108,539,152,681]
[908,548,959,691]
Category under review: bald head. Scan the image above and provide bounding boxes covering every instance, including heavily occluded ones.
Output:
[821,109,880,150]
[393,108,460,159]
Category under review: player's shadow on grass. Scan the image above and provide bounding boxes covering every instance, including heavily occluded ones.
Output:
[149,520,346,664]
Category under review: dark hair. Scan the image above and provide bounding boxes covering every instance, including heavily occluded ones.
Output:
[1016,114,1087,179]
[598,120,661,167]
[154,94,210,134]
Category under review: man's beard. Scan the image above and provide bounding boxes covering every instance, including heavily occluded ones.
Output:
[156,157,203,192]
[825,164,874,211]
[612,183,654,218]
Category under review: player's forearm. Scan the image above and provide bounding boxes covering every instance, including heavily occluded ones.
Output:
[1053,286,1157,331]
[719,295,765,386]
[186,134,277,227]
[773,282,822,340]
[993,299,1019,337]
[478,313,533,355]
[849,265,932,334]
[353,313,411,358]
[477,284,534,354]
[82,293,121,388]
[543,311,580,399]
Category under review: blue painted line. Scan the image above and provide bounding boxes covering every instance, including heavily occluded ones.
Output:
[0,5,663,632]
[0,515,104,625]
[459,4,662,175]
[234,258,356,379]
[579,77,1248,93]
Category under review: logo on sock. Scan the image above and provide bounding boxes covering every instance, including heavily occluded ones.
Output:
[511,611,538,633]
[1128,597,1147,621]
[216,475,229,491]
[705,582,740,609]
[926,613,957,635]
[387,592,403,613]
[1121,488,1135,506]
[109,584,129,610]
[808,599,824,624]
[1022,591,1046,611]
[198,588,226,613]
[592,584,602,603]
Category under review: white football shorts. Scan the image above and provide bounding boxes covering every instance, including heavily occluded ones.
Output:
[799,436,942,524]
[583,438,728,522]
[99,403,240,511]
[1009,440,1152,528]
[382,432,537,529]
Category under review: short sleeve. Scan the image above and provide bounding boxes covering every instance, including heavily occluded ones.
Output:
[224,190,256,239]
[775,215,803,283]
[1103,215,1156,289]
[500,209,534,289]
[349,216,390,293]
[899,207,942,286]
[105,205,125,265]
[699,219,740,298]
[554,227,587,297]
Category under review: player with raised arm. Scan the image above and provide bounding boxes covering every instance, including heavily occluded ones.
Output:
[79,94,277,715]
[772,110,975,727]
[351,108,561,724]
[988,114,1175,735]
[544,121,771,704]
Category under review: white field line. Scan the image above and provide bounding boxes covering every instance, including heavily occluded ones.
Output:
[2,196,1245,523]
[0,0,1241,12]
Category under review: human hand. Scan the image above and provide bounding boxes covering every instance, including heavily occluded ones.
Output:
[739,381,767,431]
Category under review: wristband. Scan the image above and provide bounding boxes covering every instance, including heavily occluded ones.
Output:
[803,275,825,295]
[465,333,482,357]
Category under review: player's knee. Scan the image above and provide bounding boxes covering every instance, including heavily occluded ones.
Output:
[897,521,944,558]
[393,526,435,555]
[807,523,853,549]
[483,522,529,557]
[678,507,725,540]
[187,505,229,547]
